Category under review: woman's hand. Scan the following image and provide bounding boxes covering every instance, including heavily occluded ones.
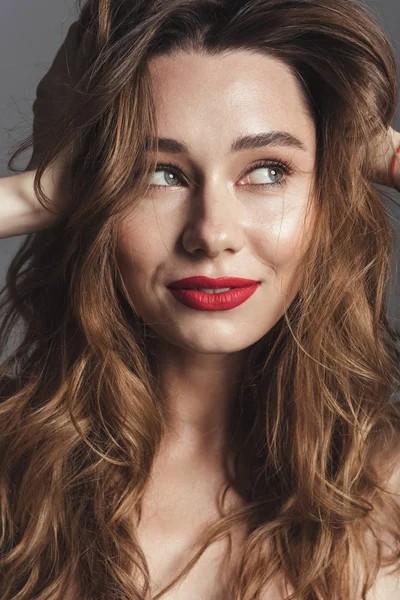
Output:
[370,125,400,190]
[0,22,86,239]
[26,21,84,172]
[22,20,92,230]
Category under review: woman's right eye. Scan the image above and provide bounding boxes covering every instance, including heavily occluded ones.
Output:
[150,163,186,188]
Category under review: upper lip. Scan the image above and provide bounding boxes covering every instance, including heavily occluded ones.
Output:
[168,276,260,289]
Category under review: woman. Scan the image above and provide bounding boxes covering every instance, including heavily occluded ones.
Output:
[0,0,400,598]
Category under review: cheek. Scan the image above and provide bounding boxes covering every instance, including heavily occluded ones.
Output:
[252,201,315,270]
[116,199,180,266]
[115,221,149,299]
[115,229,154,319]
[115,214,174,317]
[116,213,162,277]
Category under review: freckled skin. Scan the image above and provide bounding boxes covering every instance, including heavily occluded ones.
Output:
[116,50,317,356]
[115,48,318,600]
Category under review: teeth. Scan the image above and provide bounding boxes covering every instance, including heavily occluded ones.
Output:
[196,287,232,293]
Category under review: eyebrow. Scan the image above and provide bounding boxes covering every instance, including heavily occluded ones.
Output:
[147,131,307,154]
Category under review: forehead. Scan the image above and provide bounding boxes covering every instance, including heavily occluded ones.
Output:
[147,50,314,151]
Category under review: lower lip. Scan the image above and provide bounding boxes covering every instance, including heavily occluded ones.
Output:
[167,284,260,311]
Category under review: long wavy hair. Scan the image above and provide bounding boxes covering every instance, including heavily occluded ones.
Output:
[1,0,400,598]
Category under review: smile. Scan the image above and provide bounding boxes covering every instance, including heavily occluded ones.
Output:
[167,284,260,311]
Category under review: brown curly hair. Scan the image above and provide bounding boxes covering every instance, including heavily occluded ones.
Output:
[1,1,400,598]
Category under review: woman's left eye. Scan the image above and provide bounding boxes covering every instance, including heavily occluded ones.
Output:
[150,160,294,189]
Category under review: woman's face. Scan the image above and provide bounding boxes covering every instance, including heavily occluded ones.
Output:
[116,50,317,354]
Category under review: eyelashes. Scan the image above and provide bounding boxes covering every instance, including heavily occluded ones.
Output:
[150,158,295,190]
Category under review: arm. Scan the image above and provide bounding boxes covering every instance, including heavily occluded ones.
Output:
[0,171,49,239]
[372,126,400,190]
[0,162,68,239]
[388,127,400,190]
[0,21,84,239]
[393,129,400,190]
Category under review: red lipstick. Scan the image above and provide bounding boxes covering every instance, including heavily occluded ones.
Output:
[167,276,260,311]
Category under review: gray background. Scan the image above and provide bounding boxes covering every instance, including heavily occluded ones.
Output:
[0,0,399,334]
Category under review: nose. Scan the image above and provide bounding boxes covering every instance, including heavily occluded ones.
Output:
[181,181,245,258]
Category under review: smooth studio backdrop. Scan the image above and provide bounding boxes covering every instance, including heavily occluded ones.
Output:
[0,0,399,352]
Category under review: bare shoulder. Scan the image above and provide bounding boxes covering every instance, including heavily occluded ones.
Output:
[258,571,295,600]
[260,430,400,600]
[368,424,400,509]
[364,428,400,599]
[365,570,400,600]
